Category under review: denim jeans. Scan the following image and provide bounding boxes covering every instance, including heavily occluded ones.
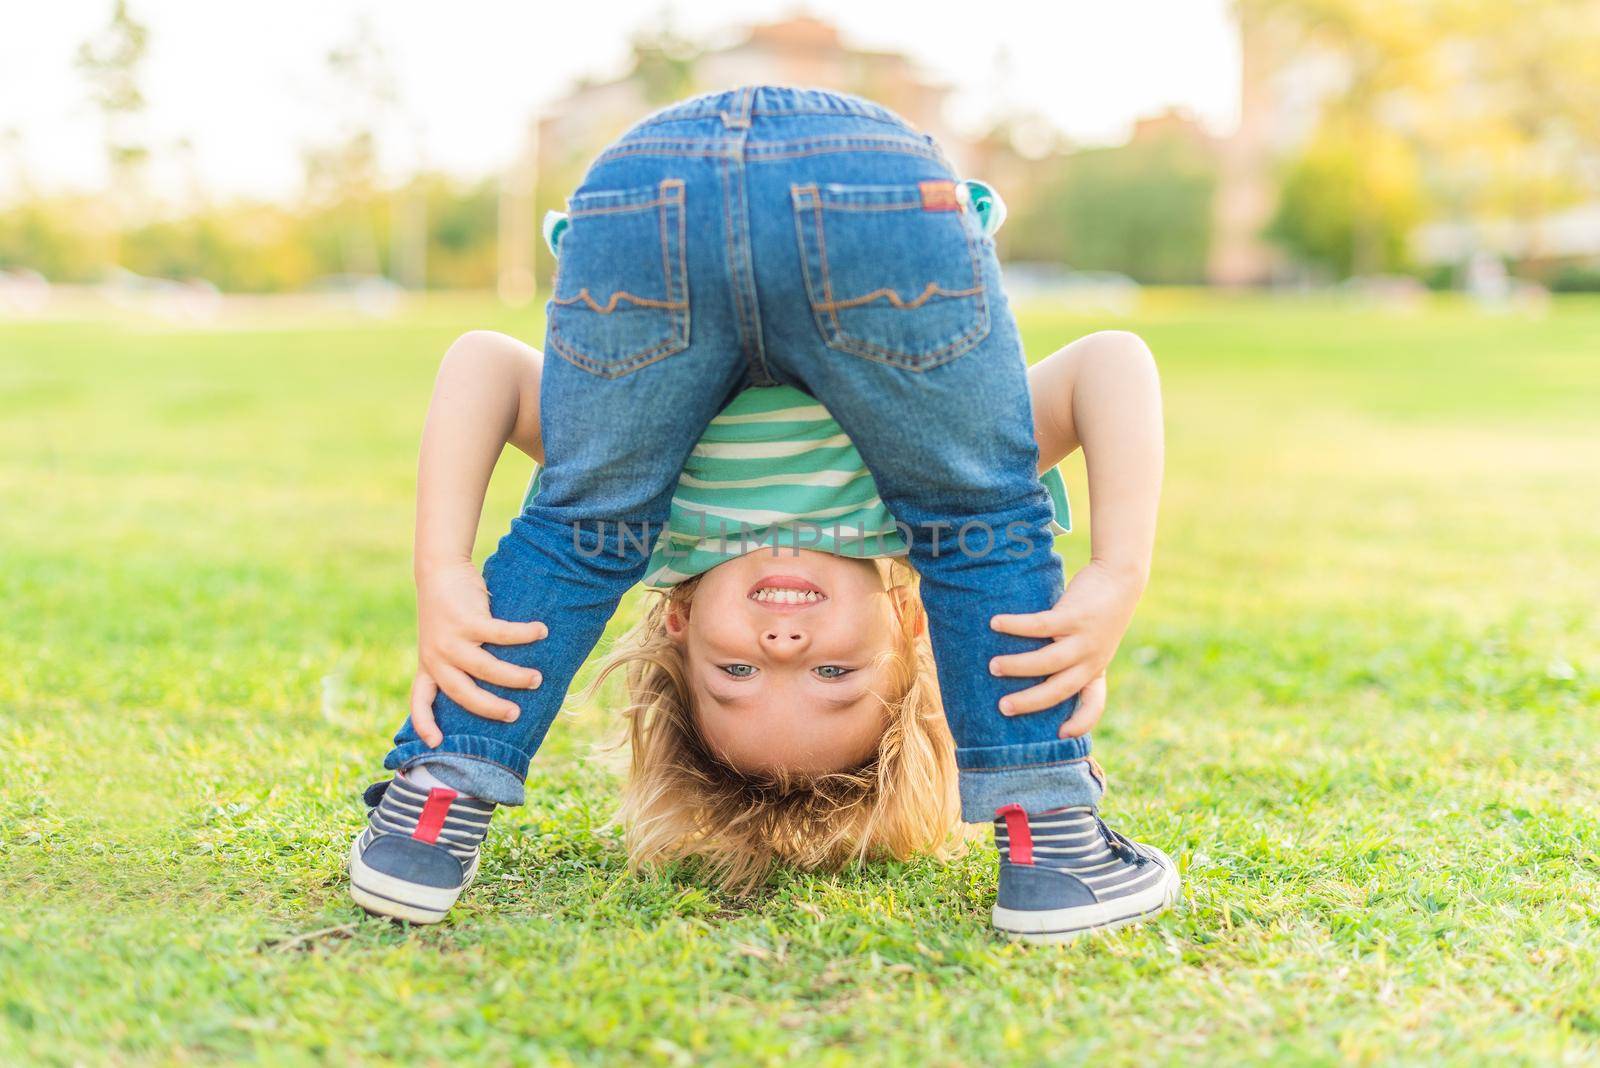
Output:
[386,86,1102,821]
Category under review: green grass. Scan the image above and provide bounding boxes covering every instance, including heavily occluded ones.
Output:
[2,292,1597,1065]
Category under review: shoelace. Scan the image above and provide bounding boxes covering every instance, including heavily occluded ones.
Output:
[362,780,393,810]
[1096,816,1146,866]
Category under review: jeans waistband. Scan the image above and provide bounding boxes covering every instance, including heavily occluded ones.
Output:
[634,85,916,132]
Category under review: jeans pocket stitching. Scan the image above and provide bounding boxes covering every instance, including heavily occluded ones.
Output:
[824,314,990,370]
[550,289,686,313]
[792,182,990,371]
[548,179,689,378]
[549,331,686,379]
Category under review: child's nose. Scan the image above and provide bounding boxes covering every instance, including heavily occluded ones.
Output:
[759,628,809,657]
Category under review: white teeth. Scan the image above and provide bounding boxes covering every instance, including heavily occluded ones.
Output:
[751,588,822,604]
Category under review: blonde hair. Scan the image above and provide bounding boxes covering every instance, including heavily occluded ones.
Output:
[591,562,960,893]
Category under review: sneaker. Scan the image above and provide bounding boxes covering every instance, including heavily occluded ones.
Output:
[347,776,494,924]
[990,804,1180,943]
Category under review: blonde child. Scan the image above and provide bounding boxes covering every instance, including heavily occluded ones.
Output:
[350,87,1171,942]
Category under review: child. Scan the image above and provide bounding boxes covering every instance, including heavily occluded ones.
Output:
[349,87,1173,942]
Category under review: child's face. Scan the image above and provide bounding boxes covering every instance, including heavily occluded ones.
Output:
[667,551,907,778]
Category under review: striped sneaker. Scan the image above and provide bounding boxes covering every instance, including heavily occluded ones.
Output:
[990,804,1180,943]
[347,776,495,924]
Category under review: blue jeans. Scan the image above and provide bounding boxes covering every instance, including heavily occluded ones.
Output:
[386,87,1102,821]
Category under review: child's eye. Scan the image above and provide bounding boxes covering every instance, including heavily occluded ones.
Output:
[813,665,852,680]
[721,664,758,678]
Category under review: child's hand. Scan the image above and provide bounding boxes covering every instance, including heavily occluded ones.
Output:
[411,560,547,746]
[986,560,1142,736]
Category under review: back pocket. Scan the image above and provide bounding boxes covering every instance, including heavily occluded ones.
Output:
[547,178,689,378]
[792,181,989,371]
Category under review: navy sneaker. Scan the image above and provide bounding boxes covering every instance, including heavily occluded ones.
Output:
[347,776,494,924]
[990,804,1180,943]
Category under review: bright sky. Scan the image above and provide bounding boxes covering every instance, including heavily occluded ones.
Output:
[1,0,1240,202]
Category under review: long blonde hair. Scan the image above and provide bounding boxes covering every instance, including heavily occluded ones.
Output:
[591,563,959,893]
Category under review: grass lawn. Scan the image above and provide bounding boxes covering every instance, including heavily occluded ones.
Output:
[2,292,1598,1065]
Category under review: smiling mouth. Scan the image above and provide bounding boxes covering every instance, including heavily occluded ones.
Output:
[747,575,827,609]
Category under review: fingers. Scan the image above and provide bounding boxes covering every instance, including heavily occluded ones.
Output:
[434,663,522,722]
[989,608,1071,640]
[456,645,542,691]
[409,672,442,748]
[998,665,1094,717]
[476,618,548,647]
[1060,673,1107,738]
[989,637,1085,680]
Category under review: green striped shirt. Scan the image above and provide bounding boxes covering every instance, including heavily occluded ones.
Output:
[523,384,1070,589]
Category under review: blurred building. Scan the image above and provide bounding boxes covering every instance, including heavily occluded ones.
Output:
[1208,12,1341,286]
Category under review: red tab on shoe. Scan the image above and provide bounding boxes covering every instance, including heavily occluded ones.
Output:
[995,803,1033,865]
[413,787,459,844]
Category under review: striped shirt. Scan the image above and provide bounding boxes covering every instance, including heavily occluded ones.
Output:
[523,384,1070,589]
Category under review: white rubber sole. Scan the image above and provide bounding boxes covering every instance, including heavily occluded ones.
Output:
[347,835,479,925]
[992,846,1182,944]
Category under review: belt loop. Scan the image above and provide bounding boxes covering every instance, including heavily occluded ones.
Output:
[720,85,754,129]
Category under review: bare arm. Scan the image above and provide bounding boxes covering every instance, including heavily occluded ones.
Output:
[1027,330,1164,588]
[414,330,545,575]
[987,330,1164,732]
[409,331,548,745]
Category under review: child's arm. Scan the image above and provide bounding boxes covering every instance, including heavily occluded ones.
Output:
[408,331,548,746]
[989,330,1164,736]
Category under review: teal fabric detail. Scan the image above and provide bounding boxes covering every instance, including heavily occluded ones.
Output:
[542,210,569,254]
[962,179,1007,238]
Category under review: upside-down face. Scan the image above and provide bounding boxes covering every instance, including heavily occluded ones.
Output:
[667,550,916,778]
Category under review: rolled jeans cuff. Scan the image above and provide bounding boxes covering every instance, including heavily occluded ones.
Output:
[384,735,530,807]
[955,736,1104,823]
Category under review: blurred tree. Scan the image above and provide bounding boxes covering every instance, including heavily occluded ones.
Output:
[75,0,149,269]
[1241,0,1600,273]
[302,18,400,279]
[0,199,112,282]
[1006,131,1218,283]
[109,176,496,292]
[76,0,150,197]
[1269,114,1424,275]
[422,177,498,289]
[629,14,701,107]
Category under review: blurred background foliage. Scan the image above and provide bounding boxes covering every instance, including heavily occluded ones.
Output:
[1004,133,1219,284]
[0,177,500,290]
